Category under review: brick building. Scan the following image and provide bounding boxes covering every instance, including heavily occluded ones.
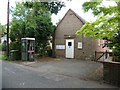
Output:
[53,9,107,60]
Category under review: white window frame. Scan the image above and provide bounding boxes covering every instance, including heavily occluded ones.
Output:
[98,39,101,46]
[78,42,82,49]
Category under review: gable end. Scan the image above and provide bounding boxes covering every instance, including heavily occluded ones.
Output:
[56,9,86,29]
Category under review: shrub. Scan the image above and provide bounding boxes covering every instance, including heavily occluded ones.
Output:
[0,43,6,51]
[47,49,52,56]
[9,41,21,60]
[109,34,120,62]
[0,52,9,61]
[2,55,9,60]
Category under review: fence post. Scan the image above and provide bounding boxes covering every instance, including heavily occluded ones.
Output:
[105,50,107,59]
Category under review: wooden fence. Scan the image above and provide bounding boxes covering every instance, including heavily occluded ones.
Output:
[94,50,113,61]
[103,61,120,87]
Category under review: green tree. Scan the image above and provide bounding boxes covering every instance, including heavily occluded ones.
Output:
[10,1,66,57]
[76,0,120,61]
[0,23,6,37]
[76,1,119,39]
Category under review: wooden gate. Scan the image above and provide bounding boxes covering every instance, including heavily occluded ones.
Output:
[94,50,113,61]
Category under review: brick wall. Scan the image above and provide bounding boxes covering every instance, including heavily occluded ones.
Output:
[54,9,107,60]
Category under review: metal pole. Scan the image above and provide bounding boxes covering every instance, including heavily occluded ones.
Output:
[6,0,10,57]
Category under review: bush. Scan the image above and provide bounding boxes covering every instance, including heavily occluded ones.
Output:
[10,50,21,60]
[0,52,9,60]
[0,43,6,51]
[35,48,52,57]
[2,55,9,60]
[114,49,120,62]
[36,49,47,57]
[9,41,21,60]
[111,45,120,62]
[9,41,21,50]
[47,49,52,56]
[108,34,120,62]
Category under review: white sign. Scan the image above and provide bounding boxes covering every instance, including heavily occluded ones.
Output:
[78,42,82,49]
[56,45,65,49]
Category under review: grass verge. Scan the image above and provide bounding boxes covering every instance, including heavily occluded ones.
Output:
[0,51,9,61]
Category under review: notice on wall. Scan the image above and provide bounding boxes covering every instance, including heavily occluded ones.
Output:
[78,42,82,49]
[56,45,65,49]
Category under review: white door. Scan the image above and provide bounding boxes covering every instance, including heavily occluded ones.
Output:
[66,39,74,58]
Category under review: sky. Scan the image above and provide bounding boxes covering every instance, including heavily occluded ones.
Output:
[0,0,117,25]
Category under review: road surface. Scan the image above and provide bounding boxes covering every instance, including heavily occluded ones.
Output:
[2,60,118,88]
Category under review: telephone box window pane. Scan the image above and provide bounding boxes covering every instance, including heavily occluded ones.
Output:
[68,42,72,46]
[22,42,26,51]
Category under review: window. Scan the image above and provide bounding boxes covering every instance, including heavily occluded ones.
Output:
[22,42,26,51]
[78,42,82,49]
[98,39,101,46]
[68,42,72,46]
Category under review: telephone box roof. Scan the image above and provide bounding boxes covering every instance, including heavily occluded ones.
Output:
[21,38,35,40]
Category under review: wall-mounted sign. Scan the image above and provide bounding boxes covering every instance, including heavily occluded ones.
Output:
[56,45,65,49]
[78,42,82,49]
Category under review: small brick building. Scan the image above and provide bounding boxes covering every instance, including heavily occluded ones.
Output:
[53,9,107,60]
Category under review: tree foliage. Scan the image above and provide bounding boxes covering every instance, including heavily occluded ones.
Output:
[76,0,120,61]
[0,23,6,37]
[10,1,65,57]
[109,33,120,61]
[76,1,119,39]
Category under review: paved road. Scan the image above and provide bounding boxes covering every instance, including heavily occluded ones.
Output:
[2,60,118,88]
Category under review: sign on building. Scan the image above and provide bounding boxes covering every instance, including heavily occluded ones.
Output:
[78,42,82,49]
[56,45,65,49]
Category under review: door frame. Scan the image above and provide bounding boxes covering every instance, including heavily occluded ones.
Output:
[65,39,74,58]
